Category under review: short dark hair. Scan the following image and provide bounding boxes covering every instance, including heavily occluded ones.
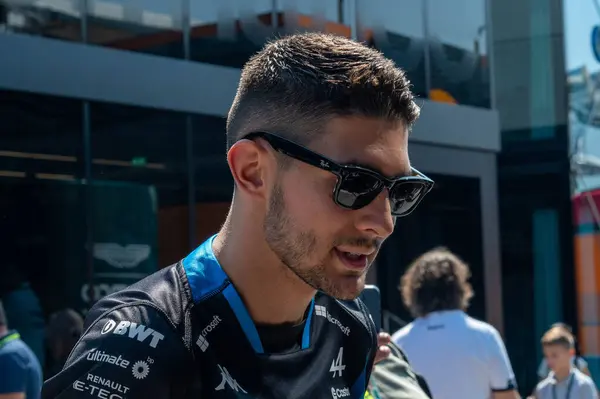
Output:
[400,248,473,318]
[226,32,420,149]
[542,326,575,350]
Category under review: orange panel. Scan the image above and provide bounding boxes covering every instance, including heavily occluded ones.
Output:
[580,325,600,356]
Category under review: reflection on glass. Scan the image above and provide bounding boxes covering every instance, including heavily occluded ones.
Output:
[426,0,490,107]
[89,102,188,269]
[189,0,346,67]
[0,0,84,41]
[0,90,84,376]
[356,0,427,99]
[85,0,184,58]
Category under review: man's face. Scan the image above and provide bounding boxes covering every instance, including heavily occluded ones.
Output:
[263,117,411,300]
[543,344,573,372]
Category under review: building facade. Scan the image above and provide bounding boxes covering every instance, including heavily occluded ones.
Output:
[0,0,502,373]
[492,0,576,393]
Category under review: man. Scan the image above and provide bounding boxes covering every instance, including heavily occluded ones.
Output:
[43,32,433,398]
[392,248,520,399]
[0,300,43,399]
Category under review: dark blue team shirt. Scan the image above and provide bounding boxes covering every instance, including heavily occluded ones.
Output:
[0,331,43,399]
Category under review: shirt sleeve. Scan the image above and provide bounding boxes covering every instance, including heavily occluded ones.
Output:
[42,303,192,399]
[0,350,27,394]
[486,327,518,392]
[581,379,599,399]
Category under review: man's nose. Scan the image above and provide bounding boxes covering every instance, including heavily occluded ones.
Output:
[353,189,395,239]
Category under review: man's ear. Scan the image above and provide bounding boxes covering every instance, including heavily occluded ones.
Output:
[227,139,272,200]
[569,347,576,357]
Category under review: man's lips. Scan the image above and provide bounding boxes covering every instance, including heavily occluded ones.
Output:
[334,248,370,270]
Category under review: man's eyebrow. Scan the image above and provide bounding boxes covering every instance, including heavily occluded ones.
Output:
[343,159,412,178]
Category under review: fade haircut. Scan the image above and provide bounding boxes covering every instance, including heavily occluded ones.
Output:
[541,326,575,350]
[400,248,473,318]
[226,32,420,150]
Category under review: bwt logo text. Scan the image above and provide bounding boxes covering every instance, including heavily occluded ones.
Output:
[101,320,165,348]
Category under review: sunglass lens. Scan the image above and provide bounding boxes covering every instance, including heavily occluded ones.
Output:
[336,172,382,209]
[389,181,426,216]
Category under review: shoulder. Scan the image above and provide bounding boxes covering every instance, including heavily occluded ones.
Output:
[463,316,505,349]
[391,323,414,344]
[575,368,595,386]
[464,315,499,337]
[0,339,38,368]
[78,263,196,360]
[535,377,553,393]
[88,263,191,334]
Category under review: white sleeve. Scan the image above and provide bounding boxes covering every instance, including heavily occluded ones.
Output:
[486,327,518,391]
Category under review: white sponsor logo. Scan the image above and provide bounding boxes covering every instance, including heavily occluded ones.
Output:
[100,320,165,348]
[73,380,124,399]
[131,360,150,380]
[331,387,351,399]
[86,373,129,394]
[196,315,222,352]
[215,365,247,393]
[93,243,151,269]
[87,349,130,369]
[315,305,350,336]
[330,347,346,378]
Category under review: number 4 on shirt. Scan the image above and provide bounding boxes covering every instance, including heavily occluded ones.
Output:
[330,347,346,378]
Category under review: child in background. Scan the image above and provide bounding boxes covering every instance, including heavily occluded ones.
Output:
[533,326,597,399]
[537,322,591,380]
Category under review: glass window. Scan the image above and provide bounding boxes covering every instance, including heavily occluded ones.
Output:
[89,102,189,296]
[189,0,348,67]
[426,0,490,107]
[190,114,231,246]
[85,0,184,58]
[0,0,84,42]
[0,90,83,374]
[356,0,428,98]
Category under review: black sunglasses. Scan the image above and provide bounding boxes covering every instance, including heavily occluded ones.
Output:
[243,132,434,217]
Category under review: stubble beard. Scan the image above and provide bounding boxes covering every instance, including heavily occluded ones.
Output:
[263,180,355,299]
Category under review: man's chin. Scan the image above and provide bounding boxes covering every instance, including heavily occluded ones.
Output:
[320,276,365,300]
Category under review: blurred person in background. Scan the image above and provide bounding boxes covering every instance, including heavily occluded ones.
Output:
[0,300,43,399]
[536,322,591,380]
[45,309,83,378]
[392,248,520,399]
[366,341,433,398]
[531,326,596,398]
[0,267,46,370]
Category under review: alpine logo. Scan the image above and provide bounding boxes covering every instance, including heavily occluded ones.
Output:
[315,305,351,336]
[215,365,247,393]
[101,320,165,348]
[196,315,222,352]
[330,347,346,378]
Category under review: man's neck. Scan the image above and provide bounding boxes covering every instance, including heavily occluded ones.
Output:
[212,216,316,326]
[554,367,572,382]
[0,326,8,337]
